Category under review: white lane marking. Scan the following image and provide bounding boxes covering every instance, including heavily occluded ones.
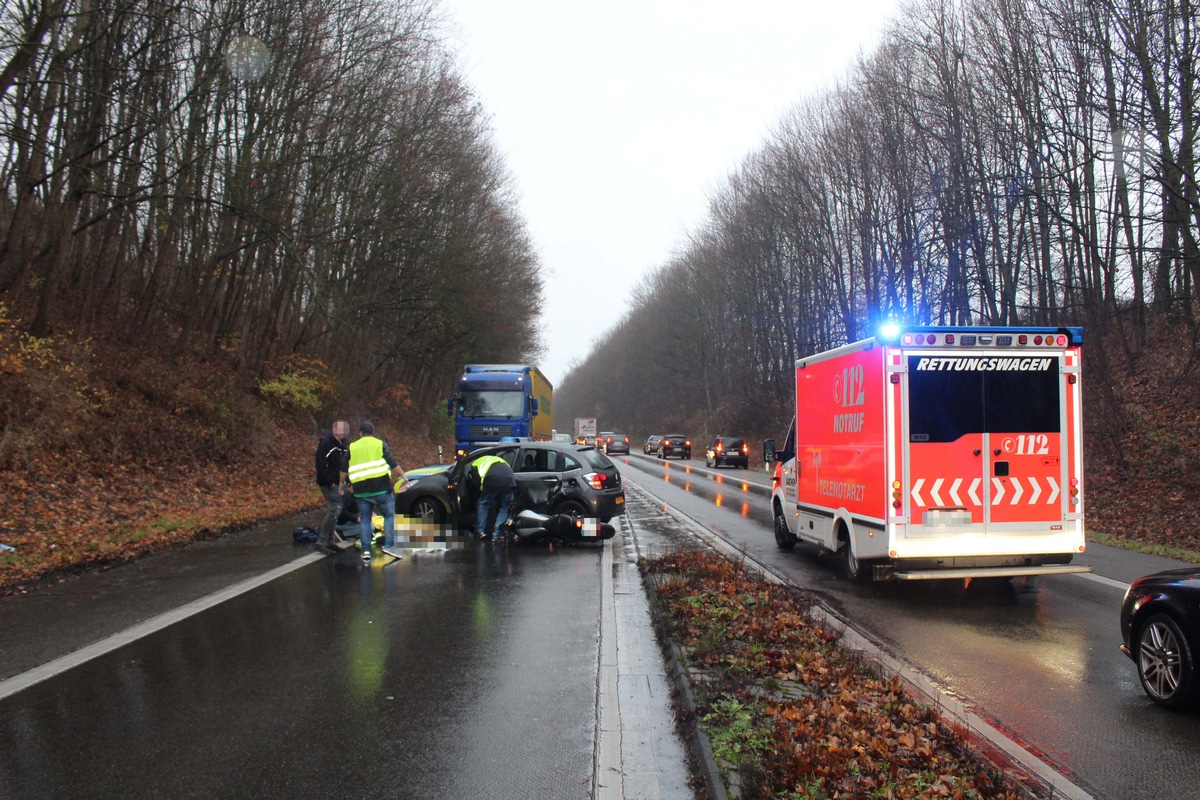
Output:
[0,553,324,701]
[1075,571,1130,591]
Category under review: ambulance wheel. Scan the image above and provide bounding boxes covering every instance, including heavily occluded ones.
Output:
[839,534,869,582]
[773,510,796,550]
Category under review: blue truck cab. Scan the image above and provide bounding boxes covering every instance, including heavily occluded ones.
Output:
[447,364,554,457]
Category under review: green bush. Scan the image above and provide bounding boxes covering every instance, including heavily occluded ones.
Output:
[259,372,322,414]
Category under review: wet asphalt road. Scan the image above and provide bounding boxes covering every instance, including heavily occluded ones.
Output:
[7,450,1198,800]
[0,508,695,799]
[616,452,1200,800]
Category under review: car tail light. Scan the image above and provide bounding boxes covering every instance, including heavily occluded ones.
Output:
[741,443,749,455]
[583,472,606,490]
[715,443,723,453]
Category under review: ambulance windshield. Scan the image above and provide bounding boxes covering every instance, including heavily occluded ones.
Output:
[907,355,1060,442]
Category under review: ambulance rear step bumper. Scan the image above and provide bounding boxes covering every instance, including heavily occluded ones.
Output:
[891,564,1095,581]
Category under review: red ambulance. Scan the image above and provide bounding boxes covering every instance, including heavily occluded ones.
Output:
[764,325,1093,582]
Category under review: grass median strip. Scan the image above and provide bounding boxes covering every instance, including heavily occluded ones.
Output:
[643,549,1034,799]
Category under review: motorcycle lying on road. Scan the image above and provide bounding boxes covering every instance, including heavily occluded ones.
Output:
[499,507,616,546]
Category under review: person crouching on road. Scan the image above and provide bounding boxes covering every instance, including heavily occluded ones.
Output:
[341,421,407,562]
[313,419,350,556]
[471,454,516,541]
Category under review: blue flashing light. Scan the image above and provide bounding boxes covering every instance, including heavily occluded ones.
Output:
[878,322,902,342]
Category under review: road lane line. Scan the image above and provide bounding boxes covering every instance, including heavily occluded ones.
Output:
[0,553,324,701]
[1075,571,1129,591]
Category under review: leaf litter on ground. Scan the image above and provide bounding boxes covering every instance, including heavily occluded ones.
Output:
[643,549,1038,800]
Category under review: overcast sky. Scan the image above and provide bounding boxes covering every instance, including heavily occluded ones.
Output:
[439,0,903,388]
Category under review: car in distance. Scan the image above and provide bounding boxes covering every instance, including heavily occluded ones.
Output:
[643,434,662,454]
[657,434,692,460]
[394,441,626,527]
[706,435,749,469]
[1120,567,1200,710]
[552,432,573,443]
[597,431,615,453]
[603,433,630,455]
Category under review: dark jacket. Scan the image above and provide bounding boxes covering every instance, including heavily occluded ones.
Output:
[315,431,347,487]
[480,460,516,493]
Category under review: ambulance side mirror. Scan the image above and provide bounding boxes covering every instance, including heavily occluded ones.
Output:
[763,439,776,464]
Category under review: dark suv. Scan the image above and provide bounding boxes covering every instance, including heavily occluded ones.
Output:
[394,442,626,526]
[706,435,749,468]
[657,434,692,460]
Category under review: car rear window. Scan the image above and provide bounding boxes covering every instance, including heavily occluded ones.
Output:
[665,435,686,443]
[579,448,616,470]
[516,448,580,472]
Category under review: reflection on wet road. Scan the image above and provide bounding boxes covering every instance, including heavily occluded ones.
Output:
[0,545,603,799]
[620,455,772,528]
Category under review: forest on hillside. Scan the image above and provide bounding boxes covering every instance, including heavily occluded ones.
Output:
[0,0,549,586]
[557,0,1200,473]
[0,0,544,414]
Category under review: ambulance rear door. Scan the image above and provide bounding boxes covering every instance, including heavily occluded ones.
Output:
[904,349,1067,535]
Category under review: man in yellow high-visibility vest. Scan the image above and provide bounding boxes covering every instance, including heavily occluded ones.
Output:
[340,421,407,562]
[470,453,516,541]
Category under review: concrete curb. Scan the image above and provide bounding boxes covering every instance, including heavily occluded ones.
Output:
[640,568,729,800]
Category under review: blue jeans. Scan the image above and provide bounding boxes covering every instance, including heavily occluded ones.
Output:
[476,488,515,536]
[356,492,395,551]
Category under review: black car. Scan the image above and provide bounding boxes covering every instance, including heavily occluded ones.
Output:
[394,441,626,528]
[657,434,691,460]
[603,433,630,455]
[643,435,662,454]
[1120,567,1200,710]
[705,435,749,468]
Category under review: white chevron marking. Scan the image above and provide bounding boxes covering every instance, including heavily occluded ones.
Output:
[949,478,963,506]
[1010,478,1024,505]
[992,477,1006,505]
[969,478,981,505]
[912,478,925,507]
[1028,477,1042,504]
[930,478,944,506]
[1047,477,1060,504]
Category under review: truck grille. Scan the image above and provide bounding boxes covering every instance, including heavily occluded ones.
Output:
[468,425,514,438]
